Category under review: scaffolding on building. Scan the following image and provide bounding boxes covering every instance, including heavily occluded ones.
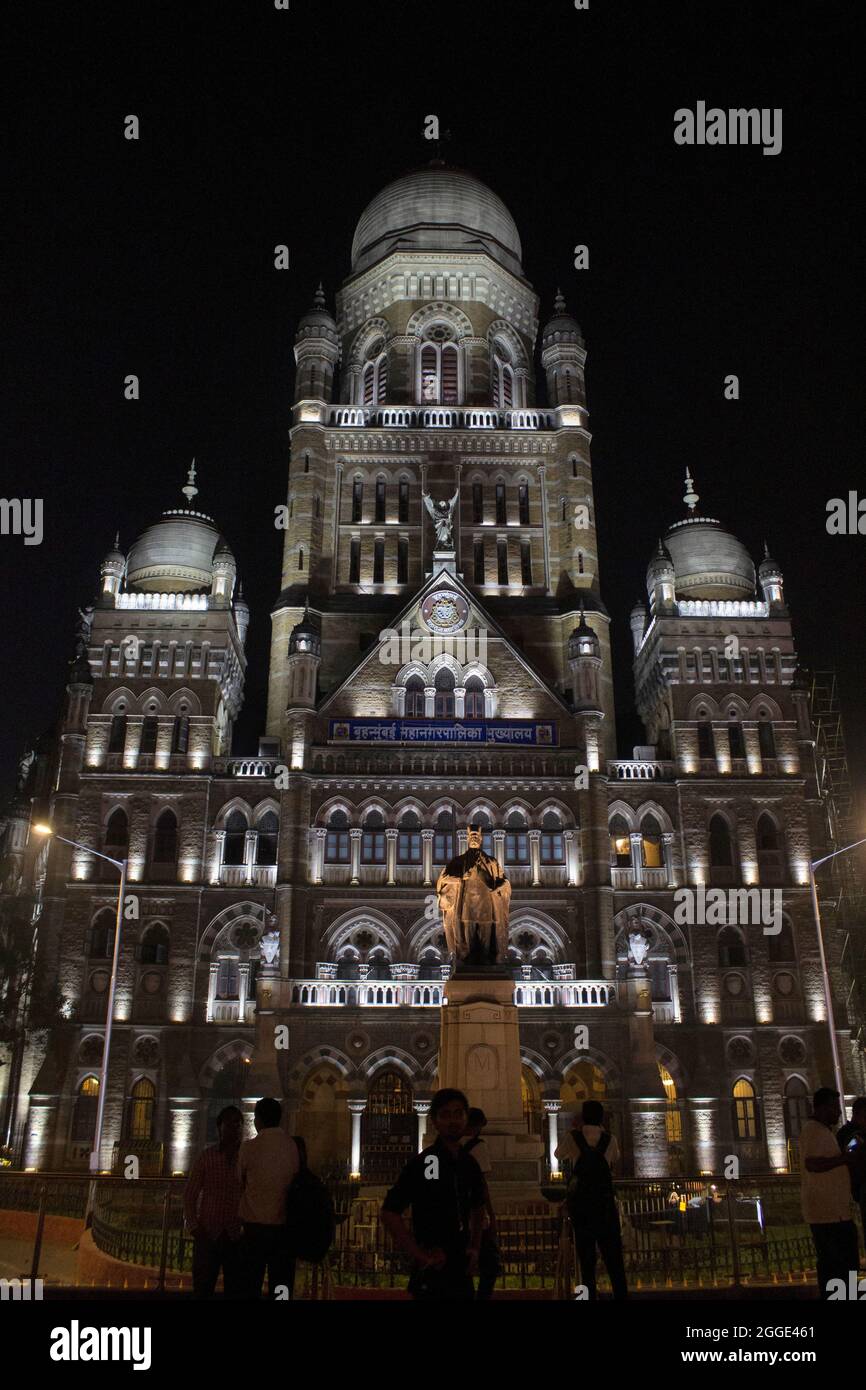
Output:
[808,670,866,1057]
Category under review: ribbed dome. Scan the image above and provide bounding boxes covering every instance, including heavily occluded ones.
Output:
[663,517,756,600]
[351,163,523,277]
[126,510,221,593]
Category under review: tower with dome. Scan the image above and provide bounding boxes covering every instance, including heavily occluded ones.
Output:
[2,161,863,1186]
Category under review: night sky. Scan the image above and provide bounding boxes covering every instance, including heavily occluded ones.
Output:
[3,0,864,806]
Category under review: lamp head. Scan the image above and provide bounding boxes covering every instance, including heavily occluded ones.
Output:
[33,823,53,836]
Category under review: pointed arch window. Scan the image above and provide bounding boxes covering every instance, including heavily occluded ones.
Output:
[325,810,350,864]
[88,909,116,959]
[464,677,485,720]
[783,1076,809,1142]
[152,810,178,865]
[255,811,279,866]
[768,917,796,962]
[419,333,459,404]
[71,1076,99,1142]
[641,814,663,868]
[434,667,455,719]
[733,1078,759,1140]
[361,811,387,864]
[105,808,129,855]
[718,926,748,968]
[758,712,776,760]
[504,812,530,865]
[126,1077,156,1141]
[405,676,425,718]
[361,340,388,405]
[433,810,456,865]
[709,815,733,867]
[540,810,565,865]
[138,922,169,965]
[609,814,631,867]
[492,352,514,408]
[223,810,248,867]
[397,811,422,864]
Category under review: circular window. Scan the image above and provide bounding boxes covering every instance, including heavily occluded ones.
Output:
[727,1036,753,1064]
[779,1035,806,1065]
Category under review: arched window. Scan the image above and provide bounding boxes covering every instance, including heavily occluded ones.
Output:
[361,810,386,864]
[464,677,485,719]
[71,1076,99,1142]
[609,815,631,867]
[641,814,663,868]
[540,810,565,865]
[434,667,455,718]
[492,349,514,409]
[697,716,714,760]
[255,810,279,865]
[105,808,129,855]
[659,1063,682,1144]
[361,339,388,405]
[138,923,169,965]
[108,714,127,754]
[709,815,733,867]
[718,926,748,968]
[216,958,240,999]
[758,712,776,760]
[152,810,178,865]
[88,909,115,959]
[768,917,796,962]
[397,811,422,864]
[757,813,783,884]
[419,332,459,404]
[504,812,529,865]
[783,1076,809,1143]
[733,1078,759,1140]
[126,1077,156,1141]
[325,810,350,864]
[433,810,456,864]
[223,810,248,867]
[405,676,425,718]
[298,548,304,572]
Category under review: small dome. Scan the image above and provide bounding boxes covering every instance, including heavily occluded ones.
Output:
[289,606,320,656]
[542,289,583,346]
[296,284,338,338]
[101,534,125,573]
[212,537,236,572]
[758,543,783,583]
[126,509,221,592]
[568,603,600,661]
[351,163,523,277]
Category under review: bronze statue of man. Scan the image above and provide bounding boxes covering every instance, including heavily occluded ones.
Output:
[435,824,511,967]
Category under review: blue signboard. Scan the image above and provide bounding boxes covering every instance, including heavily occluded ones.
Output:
[328,719,557,746]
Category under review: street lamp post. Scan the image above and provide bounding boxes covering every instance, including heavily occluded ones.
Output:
[33,825,127,1173]
[809,835,866,1120]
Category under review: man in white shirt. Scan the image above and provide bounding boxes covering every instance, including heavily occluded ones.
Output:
[800,1086,859,1299]
[555,1101,627,1299]
[238,1097,300,1298]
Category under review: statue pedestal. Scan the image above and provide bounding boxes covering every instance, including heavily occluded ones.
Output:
[436,973,542,1185]
[432,549,457,575]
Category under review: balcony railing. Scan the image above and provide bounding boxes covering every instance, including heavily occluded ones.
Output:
[218,864,277,887]
[608,759,675,781]
[287,977,615,1009]
[326,405,559,431]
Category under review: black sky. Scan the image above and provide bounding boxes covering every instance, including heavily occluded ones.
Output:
[3,0,864,807]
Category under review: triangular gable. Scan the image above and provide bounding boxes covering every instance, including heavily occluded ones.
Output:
[319,567,574,720]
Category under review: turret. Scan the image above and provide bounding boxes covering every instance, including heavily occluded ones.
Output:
[646,538,676,615]
[286,606,321,709]
[758,542,785,609]
[211,537,237,603]
[568,603,603,710]
[293,284,340,407]
[234,584,250,647]
[630,599,647,654]
[541,290,586,411]
[100,534,125,596]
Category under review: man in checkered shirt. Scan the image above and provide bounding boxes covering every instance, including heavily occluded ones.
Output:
[184,1105,244,1298]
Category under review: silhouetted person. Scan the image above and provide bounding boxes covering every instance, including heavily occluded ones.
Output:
[800,1086,860,1299]
[382,1088,484,1301]
[238,1097,299,1298]
[461,1106,500,1299]
[184,1105,243,1298]
[556,1100,627,1300]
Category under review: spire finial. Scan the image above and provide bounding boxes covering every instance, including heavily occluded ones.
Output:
[554,287,566,313]
[763,539,770,559]
[113,531,120,549]
[313,282,325,308]
[182,459,199,503]
[683,468,699,512]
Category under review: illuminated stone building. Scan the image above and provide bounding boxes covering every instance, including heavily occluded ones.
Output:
[2,163,864,1182]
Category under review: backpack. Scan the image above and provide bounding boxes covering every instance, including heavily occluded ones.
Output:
[284,1168,336,1263]
[566,1130,615,1218]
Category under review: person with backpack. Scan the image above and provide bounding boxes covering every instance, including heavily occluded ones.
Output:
[283,1135,337,1293]
[555,1100,627,1300]
[461,1107,501,1300]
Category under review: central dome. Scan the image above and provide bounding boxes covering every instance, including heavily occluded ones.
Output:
[351,163,523,277]
[126,509,222,592]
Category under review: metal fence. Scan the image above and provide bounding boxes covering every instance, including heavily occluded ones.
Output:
[0,1170,841,1296]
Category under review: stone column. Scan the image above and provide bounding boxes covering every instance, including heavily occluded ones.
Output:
[662,832,676,888]
[424,686,436,717]
[313,827,326,884]
[349,828,362,885]
[564,829,578,886]
[529,830,542,886]
[493,829,506,869]
[244,829,257,886]
[413,1100,431,1153]
[544,1099,562,1175]
[421,829,434,886]
[386,828,399,886]
[206,961,219,1022]
[630,831,644,889]
[212,831,226,885]
[348,1099,366,1178]
[237,960,250,1020]
[454,686,466,718]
